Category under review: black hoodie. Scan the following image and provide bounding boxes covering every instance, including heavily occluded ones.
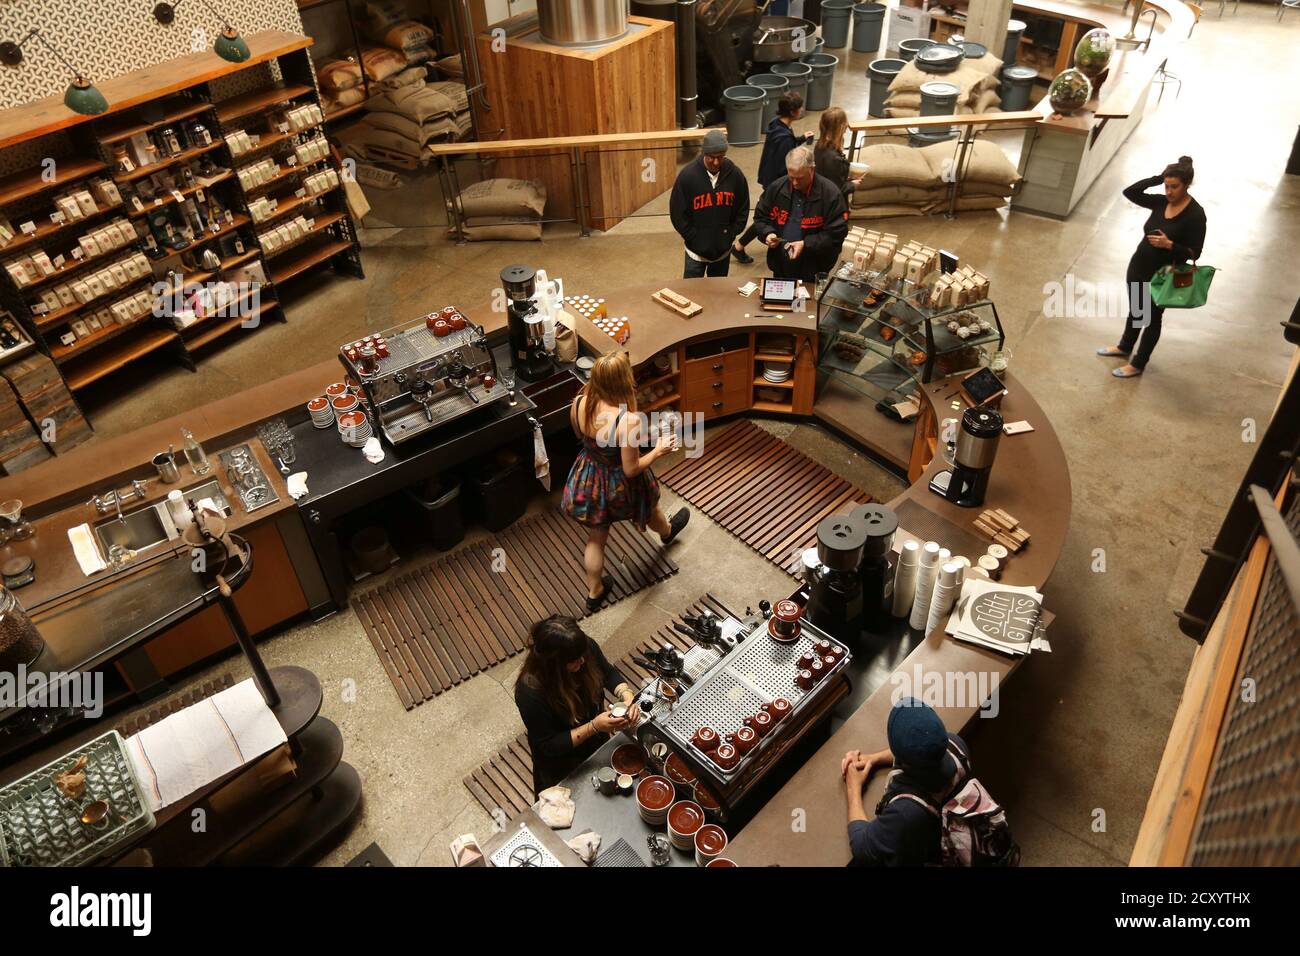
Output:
[669,156,750,262]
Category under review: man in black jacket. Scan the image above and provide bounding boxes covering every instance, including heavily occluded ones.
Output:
[669,129,750,278]
[753,145,849,281]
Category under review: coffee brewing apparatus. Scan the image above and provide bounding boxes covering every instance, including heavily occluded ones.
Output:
[502,264,559,382]
[929,406,1004,508]
[805,512,867,641]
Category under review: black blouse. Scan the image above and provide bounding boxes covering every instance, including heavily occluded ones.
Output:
[1122,175,1207,277]
[514,638,626,797]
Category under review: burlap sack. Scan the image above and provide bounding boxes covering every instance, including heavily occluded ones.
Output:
[964,52,1004,76]
[337,119,423,163]
[318,58,363,91]
[849,203,926,219]
[374,66,427,92]
[852,184,945,205]
[974,88,1002,114]
[885,92,922,109]
[456,179,547,219]
[925,195,1008,213]
[457,222,544,241]
[436,55,465,78]
[857,144,939,188]
[381,20,434,52]
[958,181,1016,198]
[884,106,919,118]
[323,87,366,111]
[889,61,999,101]
[427,81,470,115]
[921,139,1020,187]
[368,85,458,123]
[361,46,407,82]
[364,110,434,145]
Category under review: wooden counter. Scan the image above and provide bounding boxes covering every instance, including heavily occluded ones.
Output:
[726,374,1071,867]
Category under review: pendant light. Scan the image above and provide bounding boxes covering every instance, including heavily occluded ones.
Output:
[0,29,109,115]
[153,1,251,63]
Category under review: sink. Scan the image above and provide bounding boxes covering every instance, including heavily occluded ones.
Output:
[95,505,170,555]
[180,479,231,516]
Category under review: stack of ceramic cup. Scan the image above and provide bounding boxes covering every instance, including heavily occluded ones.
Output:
[762,361,791,384]
[667,800,705,851]
[337,409,372,448]
[636,775,674,827]
[307,396,334,429]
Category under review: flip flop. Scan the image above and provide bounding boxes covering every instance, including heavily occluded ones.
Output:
[1112,366,1144,378]
[1095,346,1129,357]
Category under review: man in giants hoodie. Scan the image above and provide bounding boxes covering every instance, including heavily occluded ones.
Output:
[669,129,751,278]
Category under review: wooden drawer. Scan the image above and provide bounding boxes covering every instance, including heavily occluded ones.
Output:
[683,379,749,419]
[683,348,750,385]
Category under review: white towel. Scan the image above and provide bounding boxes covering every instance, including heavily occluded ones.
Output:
[533,420,550,491]
[125,678,288,812]
[287,471,309,500]
[68,523,106,575]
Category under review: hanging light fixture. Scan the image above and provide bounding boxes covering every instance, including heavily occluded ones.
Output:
[153,1,251,63]
[0,28,110,115]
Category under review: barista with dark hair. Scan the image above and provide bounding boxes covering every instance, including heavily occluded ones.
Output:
[514,615,640,796]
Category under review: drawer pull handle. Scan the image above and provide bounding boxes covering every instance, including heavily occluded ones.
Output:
[712,363,723,371]
[712,401,723,409]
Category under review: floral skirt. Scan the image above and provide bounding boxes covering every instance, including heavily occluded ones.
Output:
[562,448,660,530]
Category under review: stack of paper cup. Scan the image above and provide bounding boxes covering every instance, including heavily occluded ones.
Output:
[892,540,921,617]
[925,561,963,635]
[909,541,942,631]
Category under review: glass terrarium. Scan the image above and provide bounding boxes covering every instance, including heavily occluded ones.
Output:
[1049,68,1093,115]
[1074,28,1115,78]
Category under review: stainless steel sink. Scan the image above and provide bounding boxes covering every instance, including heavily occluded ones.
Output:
[95,504,171,555]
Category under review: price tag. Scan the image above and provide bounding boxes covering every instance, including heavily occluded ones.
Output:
[277,122,290,134]
[154,197,164,206]
[19,221,37,235]
[194,189,205,203]
[52,254,66,268]
[70,248,84,260]
[223,211,233,225]
[286,156,297,166]
[170,190,186,204]
[49,211,67,225]
[294,188,307,199]
[132,197,146,212]
[32,303,48,315]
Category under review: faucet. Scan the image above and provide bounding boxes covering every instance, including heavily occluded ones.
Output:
[91,479,149,521]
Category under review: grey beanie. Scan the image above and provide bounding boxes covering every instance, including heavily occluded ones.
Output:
[702,129,728,155]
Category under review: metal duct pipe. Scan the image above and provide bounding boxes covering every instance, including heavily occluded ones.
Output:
[678,0,699,128]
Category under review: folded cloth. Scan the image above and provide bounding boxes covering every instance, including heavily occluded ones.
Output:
[68,523,107,575]
[363,436,385,463]
[566,830,601,863]
[533,785,575,829]
[125,678,288,812]
[288,471,309,499]
[533,419,550,491]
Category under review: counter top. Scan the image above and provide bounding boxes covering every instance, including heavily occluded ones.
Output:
[725,373,1071,867]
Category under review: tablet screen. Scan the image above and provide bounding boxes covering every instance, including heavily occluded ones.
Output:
[761,278,796,304]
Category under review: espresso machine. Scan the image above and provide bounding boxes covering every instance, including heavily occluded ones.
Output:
[805,512,868,641]
[929,406,1004,508]
[502,264,554,382]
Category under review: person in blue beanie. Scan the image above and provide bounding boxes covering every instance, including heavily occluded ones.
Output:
[841,697,970,866]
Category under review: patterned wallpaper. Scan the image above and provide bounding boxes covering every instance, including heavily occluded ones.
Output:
[0,0,305,110]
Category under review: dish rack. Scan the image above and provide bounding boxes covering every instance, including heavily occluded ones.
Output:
[651,614,851,786]
[0,731,155,867]
[489,821,563,868]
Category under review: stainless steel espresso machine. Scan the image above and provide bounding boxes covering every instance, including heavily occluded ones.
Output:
[337,307,509,446]
[502,265,555,382]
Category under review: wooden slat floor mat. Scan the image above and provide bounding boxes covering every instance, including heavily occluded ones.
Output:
[355,509,679,710]
[463,593,739,820]
[658,419,874,575]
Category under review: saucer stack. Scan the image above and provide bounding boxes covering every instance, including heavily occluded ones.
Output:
[667,800,705,852]
[307,397,334,429]
[338,410,372,448]
[762,362,791,384]
[636,775,674,827]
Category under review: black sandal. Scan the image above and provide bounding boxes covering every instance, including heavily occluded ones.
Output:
[661,508,690,545]
[586,574,615,613]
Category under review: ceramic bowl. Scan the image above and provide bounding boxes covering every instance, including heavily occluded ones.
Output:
[695,824,729,866]
[611,744,647,778]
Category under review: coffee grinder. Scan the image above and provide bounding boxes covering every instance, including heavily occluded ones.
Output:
[851,503,898,632]
[929,406,1003,508]
[501,264,554,381]
[806,512,867,641]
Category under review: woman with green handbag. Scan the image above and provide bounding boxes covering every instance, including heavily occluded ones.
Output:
[1097,156,1208,378]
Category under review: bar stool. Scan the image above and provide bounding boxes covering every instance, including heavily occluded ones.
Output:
[1152,58,1181,102]
[1217,0,1238,15]
[1281,0,1300,21]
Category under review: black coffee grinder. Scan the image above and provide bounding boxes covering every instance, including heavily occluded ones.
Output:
[929,406,1003,508]
[806,512,867,641]
[501,264,553,381]
[851,503,898,632]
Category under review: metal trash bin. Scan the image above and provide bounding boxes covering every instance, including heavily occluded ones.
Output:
[1003,18,1027,65]
[800,53,839,110]
[919,80,960,139]
[898,38,934,62]
[722,85,767,146]
[819,0,854,49]
[772,60,812,105]
[851,3,886,53]
[867,57,905,118]
[999,64,1037,112]
[747,73,790,127]
[405,480,465,552]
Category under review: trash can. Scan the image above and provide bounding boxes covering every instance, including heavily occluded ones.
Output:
[747,73,790,127]
[771,60,812,105]
[907,126,956,147]
[1003,19,1026,65]
[405,480,465,552]
[820,0,854,49]
[800,53,839,110]
[722,85,767,145]
[898,38,934,62]
[867,57,905,118]
[851,3,885,53]
[472,451,533,533]
[999,64,1038,112]
[919,80,960,138]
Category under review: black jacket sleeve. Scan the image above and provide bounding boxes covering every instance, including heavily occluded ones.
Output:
[1122,175,1164,210]
[515,683,577,760]
[803,181,849,256]
[669,172,695,247]
[1171,206,1207,264]
[753,180,779,243]
[587,638,624,695]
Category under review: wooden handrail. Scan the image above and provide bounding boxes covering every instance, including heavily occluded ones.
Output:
[845,111,1043,134]
[428,128,710,157]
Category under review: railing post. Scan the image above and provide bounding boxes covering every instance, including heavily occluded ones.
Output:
[572,145,590,238]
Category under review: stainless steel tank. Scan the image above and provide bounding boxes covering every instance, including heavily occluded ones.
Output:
[537,0,631,45]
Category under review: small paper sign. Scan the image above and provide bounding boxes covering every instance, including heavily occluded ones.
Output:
[19,221,37,235]
[277,123,290,134]
[170,190,185,203]
[154,197,165,206]
[70,248,84,260]
[294,188,306,199]
[50,211,67,225]
[52,254,66,268]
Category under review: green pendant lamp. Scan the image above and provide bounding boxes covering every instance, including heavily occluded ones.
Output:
[0,29,109,116]
[153,2,251,63]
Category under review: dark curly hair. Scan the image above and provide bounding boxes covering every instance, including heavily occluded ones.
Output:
[1163,155,1194,186]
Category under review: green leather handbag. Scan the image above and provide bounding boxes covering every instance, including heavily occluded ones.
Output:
[1150,262,1216,309]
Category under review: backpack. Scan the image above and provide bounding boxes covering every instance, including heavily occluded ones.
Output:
[880,743,1020,867]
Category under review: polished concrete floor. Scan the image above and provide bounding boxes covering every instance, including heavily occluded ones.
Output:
[84,4,1298,865]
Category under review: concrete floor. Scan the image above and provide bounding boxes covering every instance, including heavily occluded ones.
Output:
[86,4,1298,865]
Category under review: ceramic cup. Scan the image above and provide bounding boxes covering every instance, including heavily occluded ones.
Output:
[692,727,720,753]
[732,726,757,754]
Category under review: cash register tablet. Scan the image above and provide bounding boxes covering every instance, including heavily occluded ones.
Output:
[958,366,1007,407]
[760,277,797,310]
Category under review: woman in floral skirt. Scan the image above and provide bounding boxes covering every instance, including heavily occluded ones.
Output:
[562,352,690,611]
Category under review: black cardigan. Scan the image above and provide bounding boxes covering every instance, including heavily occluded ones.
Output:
[514,638,625,797]
[1122,175,1207,277]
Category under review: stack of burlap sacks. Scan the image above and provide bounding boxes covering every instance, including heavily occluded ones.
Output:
[449,179,548,242]
[883,53,1004,119]
[336,74,471,170]
[849,140,1022,219]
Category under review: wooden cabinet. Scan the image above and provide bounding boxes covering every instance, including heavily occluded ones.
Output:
[682,345,752,419]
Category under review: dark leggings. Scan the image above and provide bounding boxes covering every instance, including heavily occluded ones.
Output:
[1117,261,1166,369]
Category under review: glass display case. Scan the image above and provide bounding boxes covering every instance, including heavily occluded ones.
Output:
[815,260,1005,407]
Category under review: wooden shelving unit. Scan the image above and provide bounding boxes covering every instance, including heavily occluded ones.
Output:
[0,31,361,415]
